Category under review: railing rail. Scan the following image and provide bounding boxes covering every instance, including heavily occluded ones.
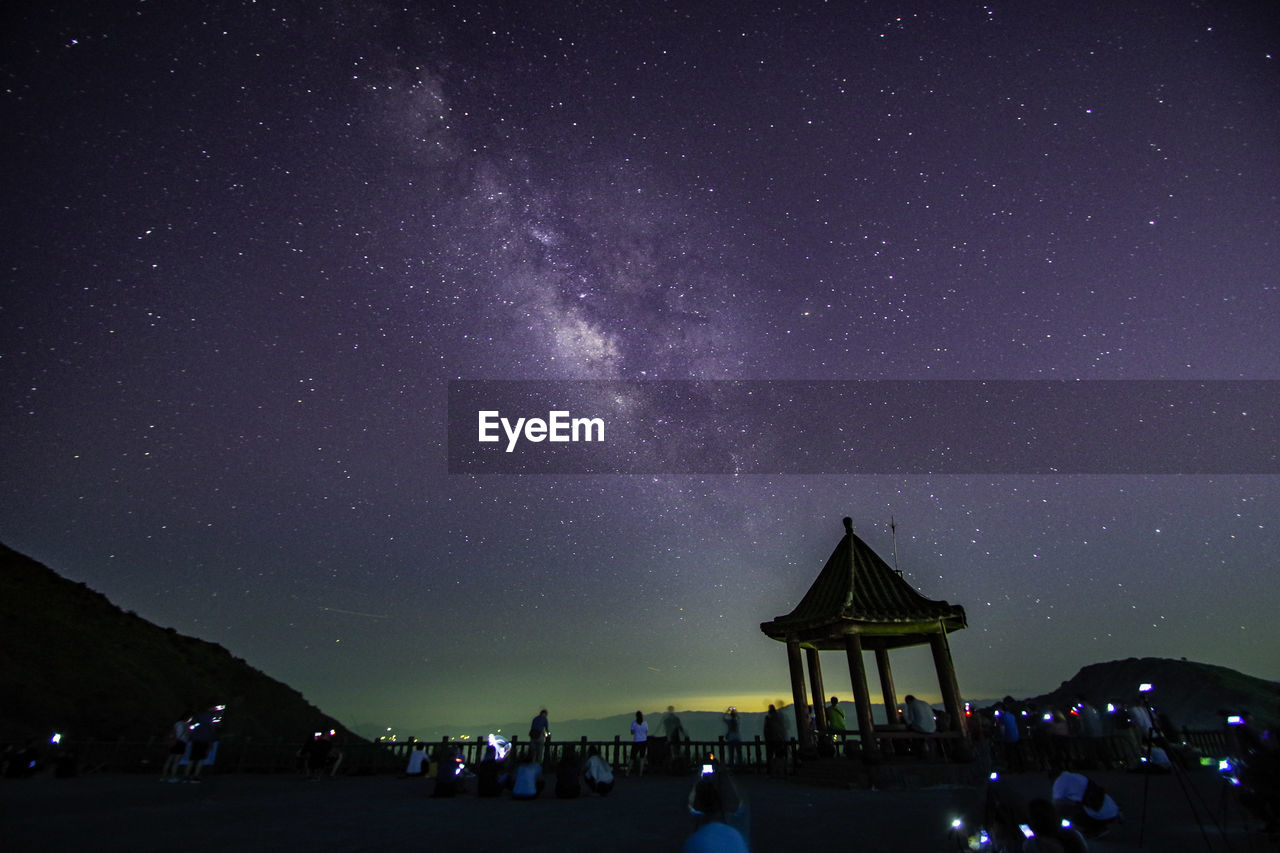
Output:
[3,727,1236,777]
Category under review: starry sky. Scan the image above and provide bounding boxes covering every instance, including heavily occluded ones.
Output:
[2,1,1277,739]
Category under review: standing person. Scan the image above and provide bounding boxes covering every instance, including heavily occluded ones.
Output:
[304,731,335,781]
[629,710,649,777]
[1037,708,1071,772]
[1074,695,1108,769]
[662,705,686,757]
[160,713,190,782]
[825,696,848,758]
[529,708,549,765]
[723,708,742,767]
[825,696,847,734]
[1072,695,1103,738]
[1128,696,1156,745]
[763,705,787,778]
[183,702,222,782]
[993,702,1023,771]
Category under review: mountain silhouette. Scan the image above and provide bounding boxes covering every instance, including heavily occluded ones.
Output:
[0,542,357,743]
[1022,656,1279,730]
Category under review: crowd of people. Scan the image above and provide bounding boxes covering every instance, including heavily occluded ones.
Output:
[387,696,1279,851]
[417,740,619,801]
[7,693,1276,851]
[405,707,752,852]
[980,692,1192,774]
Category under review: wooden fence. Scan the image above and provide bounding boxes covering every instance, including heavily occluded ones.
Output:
[4,726,1234,777]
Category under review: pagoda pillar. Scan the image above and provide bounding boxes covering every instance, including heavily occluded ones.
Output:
[785,639,813,749]
[806,647,827,732]
[929,627,966,737]
[844,632,878,758]
[874,647,898,724]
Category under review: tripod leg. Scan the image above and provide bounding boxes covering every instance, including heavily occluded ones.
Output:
[1139,727,1153,848]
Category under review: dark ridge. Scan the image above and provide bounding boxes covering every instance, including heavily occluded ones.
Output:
[0,542,360,743]
[1020,657,1280,730]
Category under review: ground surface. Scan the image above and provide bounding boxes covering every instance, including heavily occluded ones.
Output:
[0,767,1271,851]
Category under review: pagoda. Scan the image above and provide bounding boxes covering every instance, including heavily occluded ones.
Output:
[760,517,968,757]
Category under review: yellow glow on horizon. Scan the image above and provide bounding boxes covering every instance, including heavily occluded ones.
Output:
[661,693,794,712]
[651,690,944,713]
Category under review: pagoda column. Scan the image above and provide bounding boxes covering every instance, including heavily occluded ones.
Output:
[929,626,966,737]
[874,647,898,724]
[844,632,878,758]
[806,647,827,733]
[785,639,813,749]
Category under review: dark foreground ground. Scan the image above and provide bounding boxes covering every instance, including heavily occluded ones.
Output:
[1,767,1273,852]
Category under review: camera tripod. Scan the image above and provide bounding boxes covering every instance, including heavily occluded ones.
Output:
[1135,708,1241,851]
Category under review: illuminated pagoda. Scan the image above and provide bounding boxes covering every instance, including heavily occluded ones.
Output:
[760,517,967,758]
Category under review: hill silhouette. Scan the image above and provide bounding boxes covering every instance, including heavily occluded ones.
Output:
[0,542,358,743]
[1023,656,1280,730]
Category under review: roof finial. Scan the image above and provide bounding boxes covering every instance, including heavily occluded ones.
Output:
[890,515,901,575]
[843,516,853,535]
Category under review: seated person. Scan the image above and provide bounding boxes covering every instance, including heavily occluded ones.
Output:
[688,758,747,843]
[431,745,461,797]
[404,744,429,776]
[555,748,582,798]
[685,779,748,853]
[511,750,544,800]
[982,772,1033,853]
[475,745,504,797]
[1022,797,1088,853]
[1051,770,1121,838]
[904,694,938,733]
[583,747,614,795]
[1132,745,1173,773]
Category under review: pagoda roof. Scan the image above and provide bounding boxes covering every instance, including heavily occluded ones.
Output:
[760,517,966,650]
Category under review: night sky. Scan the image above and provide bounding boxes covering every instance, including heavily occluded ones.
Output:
[2,1,1277,739]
